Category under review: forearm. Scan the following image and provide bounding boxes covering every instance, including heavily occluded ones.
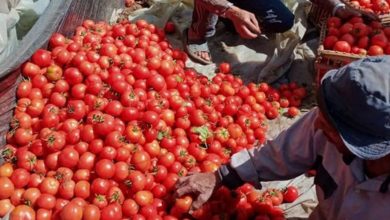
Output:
[196,0,233,16]
[218,109,320,189]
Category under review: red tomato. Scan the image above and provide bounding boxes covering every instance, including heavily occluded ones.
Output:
[39,177,59,195]
[131,151,151,172]
[100,203,122,220]
[10,168,30,188]
[323,36,338,49]
[219,62,231,73]
[0,177,14,200]
[58,147,79,168]
[46,64,63,81]
[95,159,115,179]
[0,199,14,218]
[36,193,56,209]
[50,33,66,47]
[327,16,341,28]
[10,205,35,220]
[371,33,388,47]
[83,204,100,220]
[122,199,139,217]
[287,107,299,117]
[60,202,83,220]
[283,186,299,203]
[368,45,384,55]
[32,49,52,67]
[134,190,153,207]
[333,41,351,53]
[164,21,175,33]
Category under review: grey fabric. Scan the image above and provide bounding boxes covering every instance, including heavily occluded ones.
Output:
[320,56,390,160]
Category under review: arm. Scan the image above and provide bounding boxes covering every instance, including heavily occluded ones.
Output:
[176,109,320,209]
[220,108,320,189]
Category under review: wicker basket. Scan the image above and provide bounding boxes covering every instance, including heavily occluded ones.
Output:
[315,18,368,86]
[308,3,330,28]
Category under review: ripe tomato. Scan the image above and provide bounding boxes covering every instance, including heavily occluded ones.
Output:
[43,131,66,152]
[327,16,341,28]
[10,205,35,220]
[46,64,63,81]
[100,203,122,220]
[95,159,115,179]
[174,196,193,214]
[0,177,14,200]
[368,45,384,55]
[323,36,338,49]
[132,150,151,172]
[333,41,351,53]
[55,182,73,200]
[36,193,56,209]
[83,204,100,220]
[60,202,83,220]
[219,62,231,73]
[371,33,388,47]
[283,186,299,203]
[36,209,51,220]
[32,49,51,67]
[74,180,90,199]
[0,199,14,217]
[22,62,40,78]
[164,21,175,33]
[58,147,79,168]
[352,22,368,37]
[14,128,33,146]
[50,33,66,47]
[147,73,166,91]
[39,177,59,195]
[122,199,139,217]
[0,163,13,177]
[10,168,30,188]
[134,190,153,207]
[22,188,40,207]
[287,106,299,117]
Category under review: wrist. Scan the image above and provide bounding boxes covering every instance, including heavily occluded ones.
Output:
[223,5,239,19]
[217,164,245,189]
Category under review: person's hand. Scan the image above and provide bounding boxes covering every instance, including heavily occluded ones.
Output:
[175,172,221,210]
[225,6,261,39]
[334,4,378,20]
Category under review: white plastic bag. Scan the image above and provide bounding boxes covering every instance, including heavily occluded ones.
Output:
[0,0,50,63]
[0,1,20,56]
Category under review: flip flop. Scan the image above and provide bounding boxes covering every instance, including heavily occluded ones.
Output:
[182,28,213,65]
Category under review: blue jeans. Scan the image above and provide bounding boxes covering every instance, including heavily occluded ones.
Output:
[190,0,295,39]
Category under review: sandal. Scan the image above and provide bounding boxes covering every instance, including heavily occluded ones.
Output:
[182,28,213,65]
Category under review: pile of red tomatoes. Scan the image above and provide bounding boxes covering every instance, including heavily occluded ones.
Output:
[0,18,306,220]
[347,0,390,14]
[323,16,390,55]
